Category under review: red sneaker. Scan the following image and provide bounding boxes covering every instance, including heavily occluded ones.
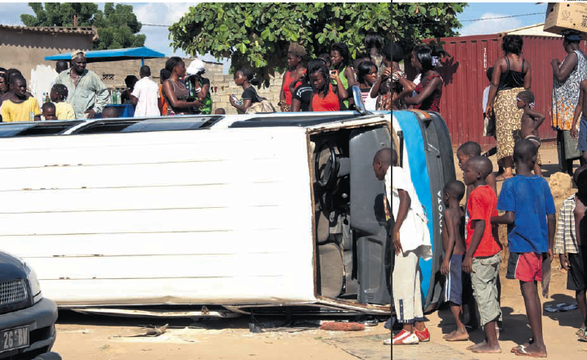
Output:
[414,328,430,342]
[392,329,419,345]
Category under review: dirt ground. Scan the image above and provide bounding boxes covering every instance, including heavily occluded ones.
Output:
[52,312,391,359]
[394,141,587,359]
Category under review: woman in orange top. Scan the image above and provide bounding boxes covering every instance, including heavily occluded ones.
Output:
[279,43,307,112]
[158,69,171,116]
[309,60,348,112]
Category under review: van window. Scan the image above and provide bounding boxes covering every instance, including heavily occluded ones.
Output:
[0,122,83,137]
[71,117,222,135]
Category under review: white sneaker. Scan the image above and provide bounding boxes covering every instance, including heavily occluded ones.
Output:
[383,338,391,345]
[392,329,420,345]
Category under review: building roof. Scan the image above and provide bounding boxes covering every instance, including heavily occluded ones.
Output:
[503,23,561,37]
[45,47,166,63]
[0,24,97,40]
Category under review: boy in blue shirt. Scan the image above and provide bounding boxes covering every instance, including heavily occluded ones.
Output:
[492,140,556,358]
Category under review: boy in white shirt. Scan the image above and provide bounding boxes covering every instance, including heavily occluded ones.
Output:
[383,148,433,345]
[131,65,160,117]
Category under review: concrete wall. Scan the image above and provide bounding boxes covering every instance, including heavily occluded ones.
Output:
[0,28,93,82]
[87,58,283,115]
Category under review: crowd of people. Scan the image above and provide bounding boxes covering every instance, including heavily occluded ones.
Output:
[391,31,587,356]
[0,34,392,123]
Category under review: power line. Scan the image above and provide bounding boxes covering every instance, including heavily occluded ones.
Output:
[459,12,543,23]
[142,23,172,27]
[142,11,545,28]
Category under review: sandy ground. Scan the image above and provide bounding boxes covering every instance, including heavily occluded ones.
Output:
[52,313,392,359]
[394,141,587,359]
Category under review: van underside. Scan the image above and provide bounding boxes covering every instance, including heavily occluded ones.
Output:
[309,123,391,313]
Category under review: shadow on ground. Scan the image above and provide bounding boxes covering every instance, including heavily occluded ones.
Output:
[543,293,583,330]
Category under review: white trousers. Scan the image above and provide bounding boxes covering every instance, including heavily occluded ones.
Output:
[393,250,423,323]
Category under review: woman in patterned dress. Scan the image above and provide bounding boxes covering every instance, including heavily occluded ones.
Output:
[552,31,587,174]
[486,35,531,180]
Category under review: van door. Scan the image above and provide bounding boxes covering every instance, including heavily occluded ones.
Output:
[349,127,391,305]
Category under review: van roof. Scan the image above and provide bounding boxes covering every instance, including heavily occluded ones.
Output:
[0,112,390,138]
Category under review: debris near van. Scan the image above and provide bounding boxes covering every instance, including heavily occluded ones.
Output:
[319,322,365,331]
[126,324,169,337]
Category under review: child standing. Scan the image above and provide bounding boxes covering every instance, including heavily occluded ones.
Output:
[573,165,587,341]
[41,102,57,120]
[390,148,433,345]
[462,156,502,354]
[571,78,587,165]
[0,75,40,122]
[492,140,556,357]
[440,180,469,341]
[457,141,501,332]
[516,90,546,176]
[555,165,587,340]
[50,84,75,120]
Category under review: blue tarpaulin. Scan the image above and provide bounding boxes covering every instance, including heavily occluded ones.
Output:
[44,47,166,65]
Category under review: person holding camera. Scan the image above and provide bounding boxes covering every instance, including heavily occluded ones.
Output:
[308,59,348,112]
[399,44,443,113]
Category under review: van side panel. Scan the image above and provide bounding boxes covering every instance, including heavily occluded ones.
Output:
[0,128,316,306]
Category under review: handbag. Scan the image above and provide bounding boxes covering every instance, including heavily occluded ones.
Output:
[245,88,277,114]
[483,113,496,137]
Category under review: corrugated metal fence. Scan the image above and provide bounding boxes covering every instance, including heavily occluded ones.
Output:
[404,34,587,146]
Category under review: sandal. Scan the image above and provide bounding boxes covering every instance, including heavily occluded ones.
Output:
[579,329,587,342]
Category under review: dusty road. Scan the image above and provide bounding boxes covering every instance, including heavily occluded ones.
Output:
[52,312,392,359]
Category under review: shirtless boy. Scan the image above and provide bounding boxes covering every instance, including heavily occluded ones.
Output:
[441,180,468,341]
[516,90,546,176]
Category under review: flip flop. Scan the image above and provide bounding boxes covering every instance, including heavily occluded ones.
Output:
[512,346,547,358]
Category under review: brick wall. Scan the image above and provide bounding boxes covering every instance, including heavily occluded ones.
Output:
[87,57,283,115]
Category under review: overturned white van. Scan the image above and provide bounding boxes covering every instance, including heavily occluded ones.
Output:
[0,107,391,317]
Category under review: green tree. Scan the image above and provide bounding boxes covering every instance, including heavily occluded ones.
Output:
[169,3,391,86]
[392,3,467,54]
[21,2,145,50]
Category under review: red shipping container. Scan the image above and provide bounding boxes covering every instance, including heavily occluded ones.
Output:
[404,34,587,147]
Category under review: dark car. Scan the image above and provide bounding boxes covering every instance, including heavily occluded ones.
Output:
[0,251,60,359]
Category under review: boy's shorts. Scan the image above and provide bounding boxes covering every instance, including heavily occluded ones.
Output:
[471,253,501,326]
[579,116,587,152]
[506,252,543,282]
[444,254,464,305]
[567,246,587,291]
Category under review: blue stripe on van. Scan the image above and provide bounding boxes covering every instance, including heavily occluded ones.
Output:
[394,111,434,306]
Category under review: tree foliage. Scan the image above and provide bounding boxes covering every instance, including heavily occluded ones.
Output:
[392,3,467,54]
[169,3,391,86]
[21,2,146,50]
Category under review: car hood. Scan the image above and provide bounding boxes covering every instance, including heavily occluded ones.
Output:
[0,250,26,281]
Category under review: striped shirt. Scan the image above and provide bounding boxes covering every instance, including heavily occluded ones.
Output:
[554,195,578,254]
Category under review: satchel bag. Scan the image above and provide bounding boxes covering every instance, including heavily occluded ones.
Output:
[483,113,496,137]
[245,88,277,114]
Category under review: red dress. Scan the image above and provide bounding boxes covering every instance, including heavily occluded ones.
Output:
[312,84,340,112]
[414,74,442,112]
[283,70,305,106]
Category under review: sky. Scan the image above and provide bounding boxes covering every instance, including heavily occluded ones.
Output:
[456,2,548,36]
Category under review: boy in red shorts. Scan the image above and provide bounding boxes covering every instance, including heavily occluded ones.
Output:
[492,140,556,357]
